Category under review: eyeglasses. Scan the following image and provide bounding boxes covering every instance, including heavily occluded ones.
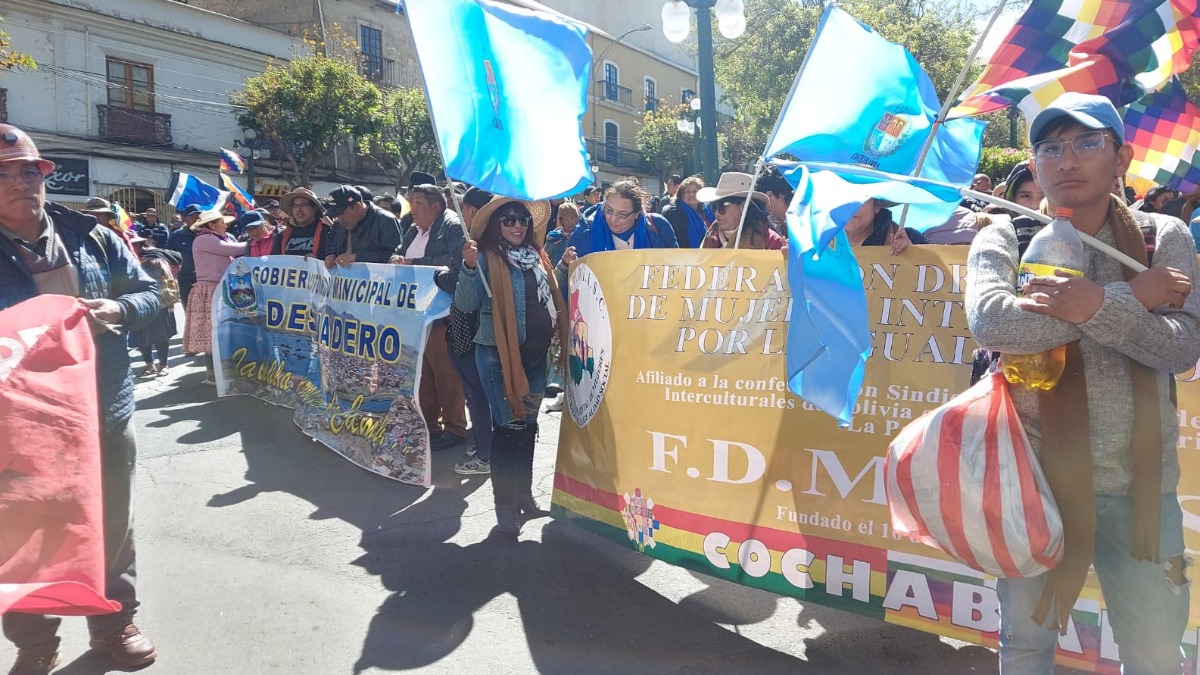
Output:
[714,199,745,215]
[1032,130,1113,161]
[500,214,533,227]
[602,205,635,220]
[0,167,45,186]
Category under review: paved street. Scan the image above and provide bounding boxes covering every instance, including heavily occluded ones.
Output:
[2,339,1086,674]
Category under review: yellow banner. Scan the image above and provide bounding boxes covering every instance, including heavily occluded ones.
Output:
[553,246,1200,672]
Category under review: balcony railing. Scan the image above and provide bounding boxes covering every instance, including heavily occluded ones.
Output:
[587,138,649,171]
[97,105,172,146]
[0,88,6,123]
[360,56,397,88]
[596,80,633,108]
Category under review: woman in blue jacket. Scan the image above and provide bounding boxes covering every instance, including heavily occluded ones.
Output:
[558,178,678,269]
[456,197,568,537]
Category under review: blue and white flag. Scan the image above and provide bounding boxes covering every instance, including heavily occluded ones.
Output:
[166,171,230,212]
[403,0,593,200]
[764,5,983,232]
[783,164,964,425]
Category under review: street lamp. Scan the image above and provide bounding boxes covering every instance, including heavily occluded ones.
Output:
[234,128,271,203]
[661,0,746,183]
[676,97,702,176]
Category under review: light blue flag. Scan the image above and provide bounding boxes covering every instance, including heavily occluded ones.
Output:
[765,6,943,173]
[165,171,229,211]
[902,116,987,232]
[404,0,593,200]
[782,164,963,425]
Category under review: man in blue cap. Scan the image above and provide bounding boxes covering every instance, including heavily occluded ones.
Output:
[167,203,202,308]
[967,92,1200,674]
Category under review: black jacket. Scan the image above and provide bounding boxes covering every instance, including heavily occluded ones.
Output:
[397,209,465,270]
[330,204,404,264]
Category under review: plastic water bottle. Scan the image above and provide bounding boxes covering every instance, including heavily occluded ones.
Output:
[1001,207,1085,390]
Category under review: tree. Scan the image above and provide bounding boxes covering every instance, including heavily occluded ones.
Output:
[233,39,385,188]
[635,103,697,183]
[0,14,35,71]
[367,86,442,193]
[713,0,977,153]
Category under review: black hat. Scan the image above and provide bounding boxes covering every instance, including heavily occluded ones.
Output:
[354,185,375,202]
[409,171,437,187]
[262,199,281,209]
[324,185,364,218]
[462,187,494,210]
[181,204,203,217]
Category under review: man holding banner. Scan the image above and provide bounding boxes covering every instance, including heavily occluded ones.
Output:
[0,124,159,673]
[966,94,1200,674]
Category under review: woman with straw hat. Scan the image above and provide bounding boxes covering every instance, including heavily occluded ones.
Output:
[456,197,568,537]
[182,209,247,383]
[696,171,784,250]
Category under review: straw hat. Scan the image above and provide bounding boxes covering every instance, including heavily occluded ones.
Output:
[696,172,769,207]
[470,197,551,241]
[191,209,236,231]
[279,187,326,218]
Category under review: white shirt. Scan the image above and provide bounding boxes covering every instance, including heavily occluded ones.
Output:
[406,226,431,260]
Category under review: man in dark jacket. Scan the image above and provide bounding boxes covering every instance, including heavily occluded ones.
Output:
[392,184,468,450]
[0,124,159,674]
[166,203,201,305]
[275,187,334,259]
[324,185,404,268]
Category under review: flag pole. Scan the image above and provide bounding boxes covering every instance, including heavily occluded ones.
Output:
[897,0,1009,231]
[405,16,493,299]
[731,159,766,249]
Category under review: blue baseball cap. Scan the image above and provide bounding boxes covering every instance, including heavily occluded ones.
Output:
[1029,92,1125,146]
[181,204,203,217]
[237,210,267,230]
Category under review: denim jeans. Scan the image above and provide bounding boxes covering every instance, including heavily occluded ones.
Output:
[3,420,140,651]
[475,345,545,429]
[997,493,1189,675]
[449,343,492,462]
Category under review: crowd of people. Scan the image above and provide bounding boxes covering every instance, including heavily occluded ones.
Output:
[4,84,1200,673]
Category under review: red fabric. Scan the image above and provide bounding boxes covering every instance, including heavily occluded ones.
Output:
[0,295,120,616]
[885,372,1064,578]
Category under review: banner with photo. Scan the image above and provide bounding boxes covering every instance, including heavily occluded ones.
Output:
[212,256,451,486]
[553,246,1200,673]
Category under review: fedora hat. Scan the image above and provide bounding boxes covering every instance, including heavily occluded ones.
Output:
[696,172,769,207]
[470,197,551,241]
[191,209,236,231]
[279,187,326,217]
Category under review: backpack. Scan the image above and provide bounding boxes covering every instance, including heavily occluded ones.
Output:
[145,257,180,309]
[969,215,1158,385]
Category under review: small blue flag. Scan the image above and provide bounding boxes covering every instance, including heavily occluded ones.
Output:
[166,171,229,212]
[404,0,593,200]
[783,164,964,425]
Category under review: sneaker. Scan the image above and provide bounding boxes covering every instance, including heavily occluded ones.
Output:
[454,456,491,475]
[544,392,564,412]
[464,443,477,458]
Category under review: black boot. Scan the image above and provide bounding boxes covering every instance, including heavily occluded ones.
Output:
[515,423,549,520]
[491,426,522,537]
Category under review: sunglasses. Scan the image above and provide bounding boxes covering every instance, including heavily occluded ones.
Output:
[714,198,745,215]
[500,214,533,227]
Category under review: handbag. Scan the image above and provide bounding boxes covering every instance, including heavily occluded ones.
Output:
[885,371,1063,578]
[447,304,478,357]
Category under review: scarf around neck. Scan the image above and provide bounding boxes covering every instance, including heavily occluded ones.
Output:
[1029,194,1163,633]
[506,245,556,329]
[681,202,709,248]
[590,207,651,253]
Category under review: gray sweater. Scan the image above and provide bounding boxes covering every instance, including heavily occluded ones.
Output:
[966,210,1200,495]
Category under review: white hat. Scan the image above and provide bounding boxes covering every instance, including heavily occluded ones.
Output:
[696,172,769,206]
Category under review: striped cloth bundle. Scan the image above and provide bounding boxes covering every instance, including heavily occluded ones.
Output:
[885,372,1063,578]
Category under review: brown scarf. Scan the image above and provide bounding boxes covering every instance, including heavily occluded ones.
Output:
[1031,195,1163,632]
[486,247,570,420]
